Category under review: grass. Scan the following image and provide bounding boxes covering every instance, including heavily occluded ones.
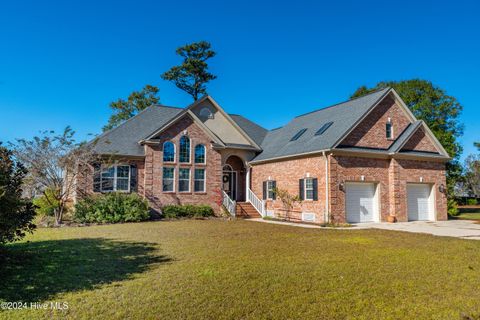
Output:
[452,206,480,221]
[1,220,480,319]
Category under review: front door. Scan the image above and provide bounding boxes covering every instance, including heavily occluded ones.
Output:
[223,170,237,201]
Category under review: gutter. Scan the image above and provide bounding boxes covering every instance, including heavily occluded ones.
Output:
[248,149,330,165]
[323,151,329,224]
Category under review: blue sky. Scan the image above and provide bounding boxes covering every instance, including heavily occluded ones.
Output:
[0,0,478,159]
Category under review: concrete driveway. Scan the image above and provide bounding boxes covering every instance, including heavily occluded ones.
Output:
[360,220,480,240]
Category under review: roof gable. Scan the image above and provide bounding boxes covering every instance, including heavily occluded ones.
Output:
[144,96,263,150]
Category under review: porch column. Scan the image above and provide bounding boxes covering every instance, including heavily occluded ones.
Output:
[245,165,251,201]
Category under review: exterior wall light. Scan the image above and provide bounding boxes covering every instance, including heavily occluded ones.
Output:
[339,181,345,192]
[439,184,446,194]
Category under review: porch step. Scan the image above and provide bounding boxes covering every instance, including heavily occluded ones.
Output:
[236,202,261,219]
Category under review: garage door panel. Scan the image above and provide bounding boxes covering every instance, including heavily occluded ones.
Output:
[407,184,433,221]
[346,183,376,223]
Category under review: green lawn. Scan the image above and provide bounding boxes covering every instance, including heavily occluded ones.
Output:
[453,206,480,221]
[2,220,480,320]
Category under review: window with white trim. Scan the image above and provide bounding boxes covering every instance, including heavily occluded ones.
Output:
[162,167,175,192]
[100,165,130,192]
[304,178,314,200]
[194,144,206,164]
[163,141,175,162]
[194,168,206,192]
[179,136,190,163]
[386,118,393,139]
[178,168,190,192]
[267,180,275,200]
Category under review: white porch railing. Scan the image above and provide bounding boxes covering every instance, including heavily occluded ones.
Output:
[246,187,265,217]
[222,190,236,216]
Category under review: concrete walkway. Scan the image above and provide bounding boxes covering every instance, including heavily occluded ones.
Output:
[248,218,480,240]
[363,220,480,240]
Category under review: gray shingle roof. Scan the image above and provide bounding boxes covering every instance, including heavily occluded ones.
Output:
[229,114,268,145]
[252,88,391,162]
[92,105,182,156]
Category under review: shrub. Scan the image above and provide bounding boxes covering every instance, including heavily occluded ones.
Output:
[0,144,36,244]
[467,198,478,206]
[162,205,214,219]
[448,198,459,217]
[74,192,149,223]
[32,188,60,216]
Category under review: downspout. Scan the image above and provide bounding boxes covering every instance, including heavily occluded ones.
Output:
[323,151,329,224]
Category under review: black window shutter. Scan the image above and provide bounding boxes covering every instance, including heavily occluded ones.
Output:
[312,178,318,201]
[130,164,138,193]
[272,181,277,200]
[299,179,304,200]
[262,181,267,200]
[93,163,101,192]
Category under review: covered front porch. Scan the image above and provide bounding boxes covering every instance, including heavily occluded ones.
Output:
[220,154,265,218]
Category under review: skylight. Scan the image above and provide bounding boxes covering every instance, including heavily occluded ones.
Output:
[315,122,333,136]
[290,128,307,141]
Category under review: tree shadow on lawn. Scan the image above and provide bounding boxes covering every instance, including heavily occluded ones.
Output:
[0,238,170,302]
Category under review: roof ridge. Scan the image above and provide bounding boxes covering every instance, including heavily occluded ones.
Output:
[294,87,390,119]
[151,104,183,110]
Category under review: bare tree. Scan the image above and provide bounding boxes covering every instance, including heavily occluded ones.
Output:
[11,127,102,226]
[272,188,302,221]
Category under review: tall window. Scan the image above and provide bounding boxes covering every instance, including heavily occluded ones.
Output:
[304,178,314,200]
[179,136,190,163]
[178,168,190,192]
[267,180,276,200]
[101,165,130,192]
[386,119,393,139]
[194,168,206,192]
[163,141,175,162]
[162,167,174,192]
[194,144,206,164]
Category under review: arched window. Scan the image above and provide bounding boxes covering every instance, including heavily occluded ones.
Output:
[163,141,175,162]
[194,144,206,164]
[179,136,190,163]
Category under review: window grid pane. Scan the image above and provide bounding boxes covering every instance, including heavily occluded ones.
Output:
[305,178,314,200]
[179,136,190,163]
[194,144,206,164]
[163,142,175,162]
[267,181,274,199]
[101,165,130,192]
[179,168,190,192]
[194,169,205,192]
[163,167,174,192]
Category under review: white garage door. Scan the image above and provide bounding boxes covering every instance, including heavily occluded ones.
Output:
[407,184,434,221]
[346,183,378,223]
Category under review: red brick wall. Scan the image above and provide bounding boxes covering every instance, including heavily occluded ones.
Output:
[401,127,438,153]
[329,155,447,223]
[396,159,447,221]
[144,115,223,213]
[329,155,391,223]
[251,155,327,223]
[341,95,412,149]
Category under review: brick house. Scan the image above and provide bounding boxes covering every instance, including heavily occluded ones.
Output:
[79,87,449,223]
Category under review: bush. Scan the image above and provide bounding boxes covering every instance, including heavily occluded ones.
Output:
[32,188,60,216]
[74,192,149,223]
[448,198,459,217]
[0,144,36,244]
[162,205,214,219]
[467,198,478,206]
